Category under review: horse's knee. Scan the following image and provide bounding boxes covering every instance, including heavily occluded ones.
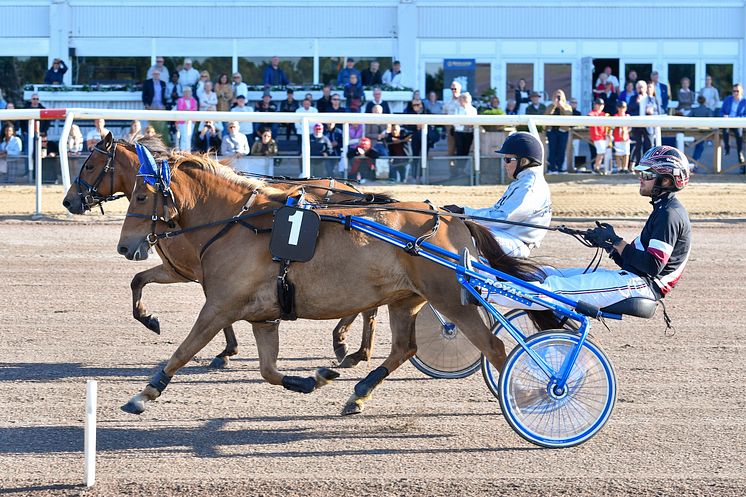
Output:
[130,273,146,292]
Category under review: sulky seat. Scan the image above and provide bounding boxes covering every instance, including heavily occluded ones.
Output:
[601,297,658,319]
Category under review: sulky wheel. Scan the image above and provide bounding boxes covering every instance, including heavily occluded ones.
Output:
[498,330,616,448]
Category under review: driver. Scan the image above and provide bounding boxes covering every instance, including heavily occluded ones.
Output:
[485,145,692,310]
[444,132,551,258]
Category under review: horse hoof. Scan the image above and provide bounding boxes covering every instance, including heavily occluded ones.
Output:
[144,316,160,335]
[334,345,349,363]
[208,356,229,369]
[121,398,145,415]
[315,367,340,387]
[341,401,363,416]
[337,356,358,369]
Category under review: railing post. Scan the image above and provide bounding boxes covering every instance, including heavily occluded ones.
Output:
[34,120,42,218]
[473,125,480,186]
[301,117,310,178]
[420,124,428,184]
[654,127,662,146]
[58,112,75,192]
[342,122,349,179]
[27,119,35,184]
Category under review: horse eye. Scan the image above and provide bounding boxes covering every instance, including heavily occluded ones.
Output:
[136,194,147,202]
[85,164,94,171]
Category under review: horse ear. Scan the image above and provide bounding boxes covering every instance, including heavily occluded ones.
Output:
[103,132,114,151]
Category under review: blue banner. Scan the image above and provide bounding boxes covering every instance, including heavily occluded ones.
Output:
[444,58,476,96]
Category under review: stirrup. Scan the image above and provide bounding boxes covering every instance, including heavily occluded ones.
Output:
[460,248,480,306]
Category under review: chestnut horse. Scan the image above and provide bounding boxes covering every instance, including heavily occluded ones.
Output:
[62,133,378,369]
[115,154,556,415]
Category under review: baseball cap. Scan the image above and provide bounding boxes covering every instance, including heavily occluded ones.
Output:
[530,91,541,98]
[313,123,324,130]
[593,97,605,105]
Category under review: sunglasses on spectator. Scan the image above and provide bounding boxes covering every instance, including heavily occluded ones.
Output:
[502,157,518,164]
[451,87,458,90]
[638,171,657,181]
[332,98,340,101]
[31,98,39,101]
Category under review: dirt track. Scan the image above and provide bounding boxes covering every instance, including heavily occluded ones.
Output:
[1,181,745,496]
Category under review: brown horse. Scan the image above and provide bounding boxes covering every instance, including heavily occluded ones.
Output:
[62,133,378,369]
[115,154,556,415]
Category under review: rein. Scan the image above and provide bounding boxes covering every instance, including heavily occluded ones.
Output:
[75,143,126,213]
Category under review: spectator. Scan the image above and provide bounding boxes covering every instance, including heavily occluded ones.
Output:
[194,120,221,154]
[143,125,158,139]
[176,87,198,151]
[122,120,143,143]
[328,93,346,113]
[344,74,364,111]
[569,97,581,116]
[382,60,403,88]
[43,58,68,85]
[612,100,631,173]
[295,98,319,135]
[525,92,546,115]
[423,91,443,115]
[316,84,333,113]
[677,77,694,116]
[0,124,23,159]
[251,127,278,156]
[85,119,110,151]
[220,121,250,157]
[230,95,254,136]
[0,89,6,110]
[599,66,620,92]
[619,81,635,105]
[627,70,638,88]
[348,122,365,149]
[385,124,412,182]
[588,98,609,174]
[699,75,720,112]
[514,79,531,113]
[650,71,670,113]
[68,124,84,154]
[361,61,383,87]
[337,58,361,87]
[304,92,313,102]
[444,80,462,161]
[628,81,652,167]
[365,87,391,114]
[232,72,248,104]
[486,95,503,112]
[453,92,477,167]
[602,82,618,115]
[505,99,518,115]
[254,93,278,139]
[178,58,200,89]
[690,95,714,164]
[279,89,300,140]
[404,99,435,182]
[364,104,389,157]
[593,72,608,101]
[1,102,22,135]
[309,123,334,176]
[347,136,378,182]
[146,56,169,81]
[215,73,234,113]
[544,89,573,173]
[198,81,218,112]
[25,94,49,134]
[720,83,746,164]
[142,69,167,110]
[263,56,290,87]
[166,72,183,110]
[324,123,343,156]
[195,71,211,102]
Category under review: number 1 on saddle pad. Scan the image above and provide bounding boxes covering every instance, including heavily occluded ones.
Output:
[269,206,321,262]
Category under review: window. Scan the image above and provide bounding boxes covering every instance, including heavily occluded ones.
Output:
[668,63,696,100]
[425,62,444,98]
[238,57,314,87]
[74,57,150,84]
[475,63,491,98]
[706,63,734,97]
[0,56,46,102]
[506,63,534,99]
[544,63,572,102]
[319,57,392,88]
[162,57,232,85]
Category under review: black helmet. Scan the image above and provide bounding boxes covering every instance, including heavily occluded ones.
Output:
[496,132,544,165]
[635,146,690,193]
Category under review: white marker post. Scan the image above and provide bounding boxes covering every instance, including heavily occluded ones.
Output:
[84,380,97,487]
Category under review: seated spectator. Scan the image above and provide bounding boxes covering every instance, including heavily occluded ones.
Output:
[194,120,221,154]
[588,98,609,174]
[328,93,346,113]
[40,132,59,158]
[505,99,518,115]
[147,57,169,81]
[232,72,248,104]
[0,124,23,158]
[263,56,290,87]
[280,89,300,139]
[230,95,254,136]
[215,73,234,113]
[68,124,84,154]
[142,69,167,110]
[86,119,110,151]
[364,104,388,156]
[254,93,278,139]
[385,124,412,182]
[324,123,343,156]
[178,58,200,89]
[176,87,198,151]
[344,74,364,111]
[295,98,319,135]
[166,72,183,110]
[365,87,391,114]
[122,120,143,143]
[619,81,635,105]
[423,91,443,115]
[25,94,49,134]
[43,58,68,85]
[220,121,250,157]
[485,95,504,112]
[316,84,333,113]
[347,137,379,182]
[251,127,278,156]
[678,77,694,116]
[690,95,714,163]
[382,61,403,88]
[143,125,159,139]
[337,58,361,87]
[612,100,631,173]
[525,92,546,115]
[361,61,383,87]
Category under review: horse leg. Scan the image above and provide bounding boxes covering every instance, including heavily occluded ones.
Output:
[342,297,423,415]
[331,313,358,363]
[338,308,378,369]
[130,264,190,334]
[252,321,340,394]
[207,325,240,370]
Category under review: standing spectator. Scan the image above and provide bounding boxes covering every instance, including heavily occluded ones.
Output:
[337,58,361,87]
[67,124,84,154]
[628,81,652,167]
[194,120,221,154]
[166,72,183,110]
[569,98,582,116]
[215,73,234,113]
[142,69,167,110]
[619,81,635,105]
[176,87,198,151]
[361,61,383,87]
[505,99,518,115]
[699,75,720,112]
[316,84,333,113]
[423,91,443,115]
[146,56,169,81]
[230,95,254,136]
[599,66,620,92]
[514,79,531,114]
[232,72,248,103]
[382,61,403,88]
[443,80,462,162]
[254,93,278,139]
[385,124,412,182]
[404,98,434,182]
[365,87,391,114]
[220,121,250,157]
[677,77,695,116]
[178,59,200,89]
[364,104,389,157]
[593,72,608,101]
[690,95,714,164]
[650,71,670,113]
[295,98,318,135]
[263,56,290,87]
[43,58,68,85]
[525,92,546,115]
[198,81,218,112]
[122,120,143,143]
[85,119,110,151]
[602,82,618,115]
[324,123,343,157]
[25,94,49,134]
[627,70,638,88]
[309,123,334,176]
[251,127,278,156]
[544,89,573,173]
[486,95,503,112]
[453,92,477,172]
[612,100,631,173]
[344,74,364,111]
[279,89,300,140]
[348,122,365,149]
[588,98,609,174]
[347,136,378,182]
[195,71,211,102]
[720,83,746,164]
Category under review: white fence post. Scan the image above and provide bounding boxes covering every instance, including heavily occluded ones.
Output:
[84,380,97,487]
[473,125,480,186]
[34,121,42,218]
[58,111,75,192]
[420,124,428,183]
[27,119,35,183]
[342,122,349,178]
[301,117,310,178]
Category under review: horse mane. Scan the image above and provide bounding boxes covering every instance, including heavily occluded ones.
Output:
[118,135,174,159]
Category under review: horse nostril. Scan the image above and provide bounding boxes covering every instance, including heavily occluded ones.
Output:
[118,246,128,255]
[62,199,71,208]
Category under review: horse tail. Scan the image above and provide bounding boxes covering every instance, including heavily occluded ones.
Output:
[464,220,564,331]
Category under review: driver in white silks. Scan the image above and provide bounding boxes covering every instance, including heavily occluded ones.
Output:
[443,132,551,258]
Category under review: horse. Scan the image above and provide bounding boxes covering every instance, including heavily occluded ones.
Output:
[115,152,561,416]
[62,133,380,369]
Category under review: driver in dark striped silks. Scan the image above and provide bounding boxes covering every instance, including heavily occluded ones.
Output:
[486,145,692,310]
[443,132,551,258]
